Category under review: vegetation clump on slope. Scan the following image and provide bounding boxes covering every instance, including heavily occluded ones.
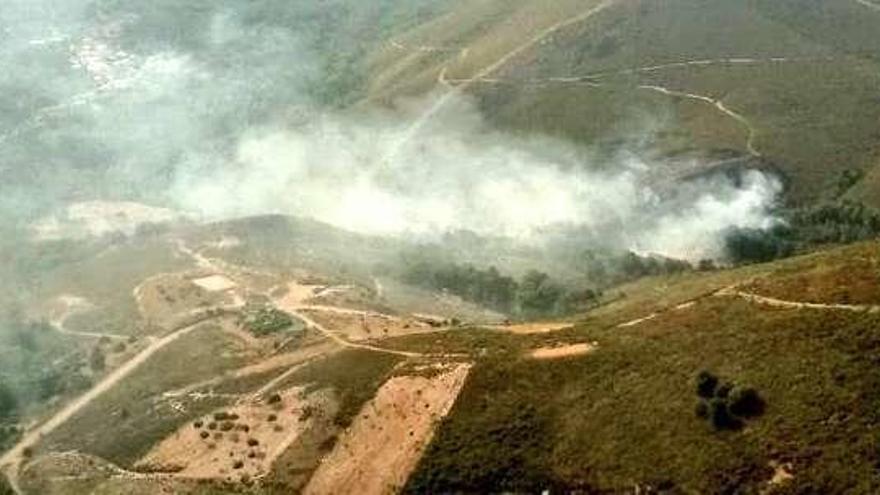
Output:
[694,371,765,431]
[238,305,299,337]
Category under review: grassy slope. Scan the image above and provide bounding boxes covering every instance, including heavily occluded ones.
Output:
[401,241,880,493]
[38,322,249,467]
[364,0,880,204]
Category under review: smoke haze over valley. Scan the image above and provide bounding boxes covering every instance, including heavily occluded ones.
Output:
[2,0,784,261]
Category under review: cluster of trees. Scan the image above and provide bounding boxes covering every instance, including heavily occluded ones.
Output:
[238,305,296,337]
[694,371,765,431]
[725,200,880,264]
[402,262,600,317]
[573,249,694,288]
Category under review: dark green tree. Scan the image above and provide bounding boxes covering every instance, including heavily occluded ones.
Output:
[0,381,16,420]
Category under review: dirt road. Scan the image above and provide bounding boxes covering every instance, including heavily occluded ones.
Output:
[0,319,208,489]
[637,84,760,156]
[49,295,128,340]
[717,287,880,312]
[274,300,424,358]
[384,0,616,166]
[615,283,880,331]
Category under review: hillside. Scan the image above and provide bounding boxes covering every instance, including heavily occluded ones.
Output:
[4,1,880,493]
[0,216,877,493]
[396,241,880,493]
[364,0,880,206]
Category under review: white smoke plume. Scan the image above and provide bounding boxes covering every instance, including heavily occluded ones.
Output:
[171,93,782,261]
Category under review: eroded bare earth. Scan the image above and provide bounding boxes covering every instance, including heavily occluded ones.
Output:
[138,386,331,480]
[491,321,573,334]
[530,343,596,359]
[303,363,472,495]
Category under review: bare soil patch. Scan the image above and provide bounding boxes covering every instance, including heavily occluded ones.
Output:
[135,273,229,329]
[137,386,330,481]
[192,275,237,292]
[303,363,472,495]
[490,321,573,334]
[530,343,596,360]
[278,281,327,307]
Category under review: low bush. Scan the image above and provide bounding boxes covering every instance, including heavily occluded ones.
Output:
[694,372,765,431]
[728,387,766,418]
[696,371,718,399]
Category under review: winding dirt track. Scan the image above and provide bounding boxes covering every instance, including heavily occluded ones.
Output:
[616,284,880,329]
[49,296,128,340]
[636,84,760,156]
[716,288,880,313]
[442,54,783,158]
[384,0,616,164]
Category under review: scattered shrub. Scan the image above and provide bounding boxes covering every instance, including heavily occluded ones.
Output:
[728,387,766,418]
[696,371,718,399]
[708,398,741,431]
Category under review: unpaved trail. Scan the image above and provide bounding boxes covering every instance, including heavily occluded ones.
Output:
[637,84,760,156]
[717,287,880,313]
[0,319,208,488]
[49,295,128,340]
[617,313,658,328]
[383,0,616,166]
[615,283,880,332]
[443,55,834,86]
[530,343,596,359]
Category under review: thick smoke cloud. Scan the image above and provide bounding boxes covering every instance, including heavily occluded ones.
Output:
[2,0,782,261]
[172,95,781,260]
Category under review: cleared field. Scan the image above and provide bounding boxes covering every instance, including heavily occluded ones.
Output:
[137,386,327,480]
[304,363,471,495]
